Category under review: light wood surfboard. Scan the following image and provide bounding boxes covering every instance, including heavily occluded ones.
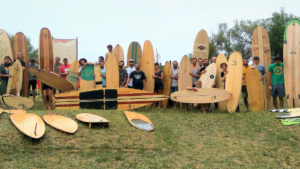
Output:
[162,61,171,107]
[170,88,231,104]
[80,65,95,90]
[193,29,209,60]
[76,113,109,128]
[124,111,154,131]
[246,68,264,111]
[0,108,26,114]
[252,26,271,110]
[276,111,300,119]
[29,68,74,91]
[43,115,78,133]
[127,42,142,66]
[7,60,23,94]
[178,55,192,90]
[1,95,34,109]
[112,44,124,63]
[226,51,243,113]
[199,63,216,88]
[66,60,79,90]
[94,64,102,88]
[0,29,13,64]
[216,54,227,111]
[106,53,119,88]
[284,20,300,108]
[141,40,155,92]
[13,32,29,97]
[10,113,45,139]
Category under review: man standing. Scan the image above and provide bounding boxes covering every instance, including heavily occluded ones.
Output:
[242,58,251,112]
[251,56,267,82]
[268,57,284,109]
[198,58,203,68]
[211,56,217,64]
[189,58,200,87]
[0,56,13,95]
[119,61,128,87]
[53,57,62,94]
[169,60,179,108]
[126,59,136,88]
[59,58,71,79]
[100,61,106,87]
[28,59,39,102]
[105,44,113,61]
[125,64,146,90]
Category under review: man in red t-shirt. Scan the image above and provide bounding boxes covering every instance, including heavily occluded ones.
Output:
[59,58,71,79]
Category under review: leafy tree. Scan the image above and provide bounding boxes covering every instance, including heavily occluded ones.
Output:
[187,52,193,60]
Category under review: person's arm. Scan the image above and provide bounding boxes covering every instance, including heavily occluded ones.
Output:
[221,72,226,82]
[268,71,272,90]
[185,87,198,91]
[100,70,106,79]
[142,79,146,90]
[261,66,267,80]
[121,72,128,87]
[0,73,12,78]
[154,71,164,80]
[124,77,131,88]
[86,62,94,66]
[59,66,68,76]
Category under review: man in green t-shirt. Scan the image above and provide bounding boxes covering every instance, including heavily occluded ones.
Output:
[268,56,284,109]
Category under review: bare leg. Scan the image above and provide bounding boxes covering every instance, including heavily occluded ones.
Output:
[42,90,47,109]
[32,89,36,102]
[157,89,163,109]
[203,104,207,114]
[48,89,53,108]
[279,97,284,109]
[272,97,278,109]
[244,98,249,111]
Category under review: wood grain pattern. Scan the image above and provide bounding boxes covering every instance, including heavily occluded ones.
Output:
[94,64,102,88]
[178,55,192,90]
[199,63,216,88]
[126,42,142,66]
[112,44,124,63]
[43,115,78,133]
[246,68,265,111]
[10,113,45,139]
[252,26,271,110]
[39,28,53,70]
[7,60,23,94]
[124,111,154,131]
[162,61,171,107]
[141,40,155,92]
[0,29,13,64]
[216,54,227,111]
[193,29,209,60]
[106,53,119,88]
[226,51,243,113]
[13,32,29,97]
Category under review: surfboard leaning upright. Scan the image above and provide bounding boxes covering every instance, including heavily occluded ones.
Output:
[66,60,80,90]
[141,40,155,92]
[246,68,264,111]
[127,42,142,66]
[0,29,13,64]
[162,61,172,107]
[193,29,209,60]
[252,26,271,110]
[226,52,243,113]
[216,54,227,111]
[112,44,124,64]
[106,53,119,88]
[178,55,192,91]
[283,20,300,108]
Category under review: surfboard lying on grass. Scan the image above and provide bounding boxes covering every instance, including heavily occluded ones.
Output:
[43,115,78,134]
[281,118,300,126]
[124,111,154,131]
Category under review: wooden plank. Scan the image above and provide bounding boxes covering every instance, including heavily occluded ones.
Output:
[162,61,171,107]
[43,115,78,134]
[216,54,227,111]
[193,29,209,59]
[106,53,119,88]
[126,42,142,66]
[178,55,192,90]
[246,68,264,111]
[141,40,155,92]
[124,111,154,131]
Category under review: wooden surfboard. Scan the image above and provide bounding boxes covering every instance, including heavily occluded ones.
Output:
[216,54,227,111]
[43,115,78,134]
[276,111,300,119]
[7,60,23,94]
[127,42,142,66]
[76,113,109,128]
[1,95,34,109]
[162,61,171,107]
[193,29,209,60]
[283,20,300,108]
[106,53,119,88]
[246,68,264,111]
[66,60,79,90]
[80,65,95,90]
[12,32,29,97]
[178,55,192,90]
[0,108,26,114]
[198,63,216,88]
[94,64,102,88]
[252,26,271,110]
[124,111,154,131]
[226,51,243,113]
[141,40,155,92]
[29,68,74,91]
[170,88,231,104]
[0,29,13,64]
[112,44,124,63]
[10,113,45,139]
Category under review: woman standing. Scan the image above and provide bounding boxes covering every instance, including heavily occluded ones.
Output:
[153,63,164,108]
[43,65,59,109]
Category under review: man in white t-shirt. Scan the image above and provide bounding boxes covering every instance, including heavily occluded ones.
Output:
[126,59,136,88]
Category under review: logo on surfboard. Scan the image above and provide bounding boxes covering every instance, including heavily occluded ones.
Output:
[198,46,205,50]
[210,75,214,79]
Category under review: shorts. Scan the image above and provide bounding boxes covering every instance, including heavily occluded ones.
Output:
[29,80,37,90]
[154,82,163,90]
[242,86,248,99]
[170,86,178,94]
[43,83,53,90]
[271,84,285,97]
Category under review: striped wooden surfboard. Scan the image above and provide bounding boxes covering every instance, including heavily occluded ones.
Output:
[127,42,142,66]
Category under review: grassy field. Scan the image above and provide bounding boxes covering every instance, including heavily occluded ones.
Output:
[0,95,299,168]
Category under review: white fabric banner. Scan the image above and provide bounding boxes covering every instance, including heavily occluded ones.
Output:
[52,38,77,64]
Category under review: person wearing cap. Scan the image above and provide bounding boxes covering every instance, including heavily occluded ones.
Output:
[105,44,113,61]
[242,58,251,112]
[251,56,267,83]
[126,59,136,88]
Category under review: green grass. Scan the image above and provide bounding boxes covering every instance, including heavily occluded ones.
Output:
[0,95,299,168]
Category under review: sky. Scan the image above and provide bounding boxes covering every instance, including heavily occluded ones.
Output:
[1,0,300,65]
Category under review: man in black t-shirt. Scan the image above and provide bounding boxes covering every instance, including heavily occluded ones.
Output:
[125,64,146,90]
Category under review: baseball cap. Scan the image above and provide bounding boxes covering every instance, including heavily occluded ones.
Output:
[129,59,134,62]
[253,56,259,60]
